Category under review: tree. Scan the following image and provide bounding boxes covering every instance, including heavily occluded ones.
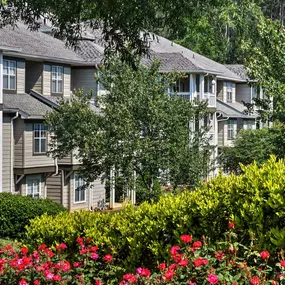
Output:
[45,60,211,190]
[219,125,285,173]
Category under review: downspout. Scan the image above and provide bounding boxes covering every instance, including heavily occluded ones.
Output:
[0,51,3,192]
[10,112,19,192]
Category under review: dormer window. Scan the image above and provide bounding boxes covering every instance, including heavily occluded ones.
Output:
[227,83,233,102]
[3,60,16,90]
[52,66,63,94]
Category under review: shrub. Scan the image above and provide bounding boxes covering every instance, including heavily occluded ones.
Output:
[26,156,285,272]
[0,193,66,239]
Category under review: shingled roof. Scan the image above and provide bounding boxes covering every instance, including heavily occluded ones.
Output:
[224,64,249,81]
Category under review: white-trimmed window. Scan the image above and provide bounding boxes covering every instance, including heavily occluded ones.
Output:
[226,83,233,102]
[3,60,16,90]
[227,120,235,140]
[34,123,46,153]
[51,66,63,93]
[74,174,86,203]
[26,177,40,198]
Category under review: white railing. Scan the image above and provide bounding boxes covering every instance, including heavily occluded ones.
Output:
[172,92,216,108]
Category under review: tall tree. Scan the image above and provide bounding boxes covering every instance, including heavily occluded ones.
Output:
[45,60,211,190]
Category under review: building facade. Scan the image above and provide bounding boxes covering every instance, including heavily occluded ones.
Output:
[0,23,257,209]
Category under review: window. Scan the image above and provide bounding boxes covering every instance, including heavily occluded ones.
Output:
[51,66,63,93]
[196,75,200,93]
[26,177,40,198]
[227,120,235,140]
[227,83,233,102]
[3,60,16,90]
[34,123,46,153]
[74,174,86,203]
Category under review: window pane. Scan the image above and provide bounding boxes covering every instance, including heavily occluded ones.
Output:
[3,61,8,74]
[58,80,63,93]
[3,75,8,89]
[41,139,46,153]
[35,139,40,153]
[52,80,57,93]
[10,76,16,89]
[58,67,63,79]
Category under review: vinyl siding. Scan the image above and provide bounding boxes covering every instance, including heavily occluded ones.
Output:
[217,80,223,100]
[223,82,236,103]
[2,116,11,192]
[63,67,71,97]
[92,179,106,208]
[58,155,72,164]
[218,121,224,147]
[14,118,24,168]
[72,149,81,165]
[43,64,51,95]
[72,68,97,103]
[23,122,54,168]
[25,61,43,93]
[17,60,25,94]
[46,174,62,204]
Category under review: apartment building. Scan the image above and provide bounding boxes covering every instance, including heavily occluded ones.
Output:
[0,23,105,211]
[0,23,257,208]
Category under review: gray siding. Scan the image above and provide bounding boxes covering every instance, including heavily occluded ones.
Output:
[25,61,43,93]
[14,118,24,168]
[23,122,54,168]
[43,64,51,95]
[218,121,224,147]
[72,68,97,103]
[58,155,72,164]
[17,60,25,94]
[92,179,106,208]
[2,116,11,191]
[217,80,223,100]
[63,67,71,97]
[46,174,62,204]
[236,83,253,104]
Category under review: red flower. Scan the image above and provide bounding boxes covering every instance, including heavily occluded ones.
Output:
[180,234,192,243]
[280,260,285,267]
[56,243,67,251]
[157,262,166,270]
[33,281,40,285]
[165,270,175,280]
[136,267,151,277]
[215,251,225,261]
[251,276,260,285]
[76,237,84,244]
[90,252,99,260]
[38,244,47,251]
[62,260,71,272]
[20,248,28,255]
[192,241,202,249]
[179,259,189,267]
[73,261,81,268]
[170,246,180,256]
[228,221,235,229]
[103,254,113,262]
[53,275,62,282]
[19,279,29,285]
[207,274,219,284]
[123,273,136,283]
[193,257,208,267]
[95,280,102,285]
[91,246,99,252]
[260,251,270,259]
[168,263,178,271]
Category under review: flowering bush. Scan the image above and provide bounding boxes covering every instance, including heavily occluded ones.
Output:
[0,237,122,285]
[119,224,285,285]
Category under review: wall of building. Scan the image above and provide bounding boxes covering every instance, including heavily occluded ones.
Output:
[17,60,25,94]
[14,118,24,168]
[25,61,43,93]
[236,83,255,104]
[46,173,62,204]
[2,115,11,191]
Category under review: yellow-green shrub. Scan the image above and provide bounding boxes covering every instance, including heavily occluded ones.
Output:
[26,156,285,271]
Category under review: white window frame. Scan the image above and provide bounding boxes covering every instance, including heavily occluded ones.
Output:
[26,176,41,198]
[226,83,233,102]
[51,65,63,94]
[3,59,16,90]
[34,123,47,154]
[74,174,86,204]
[227,120,234,140]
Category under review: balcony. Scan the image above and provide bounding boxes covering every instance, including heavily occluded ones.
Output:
[174,92,216,108]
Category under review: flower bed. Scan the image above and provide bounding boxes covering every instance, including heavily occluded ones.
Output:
[1,223,285,284]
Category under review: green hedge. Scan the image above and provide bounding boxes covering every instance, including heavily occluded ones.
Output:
[0,193,66,239]
[25,156,285,271]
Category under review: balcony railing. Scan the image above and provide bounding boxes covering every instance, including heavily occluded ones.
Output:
[174,92,216,108]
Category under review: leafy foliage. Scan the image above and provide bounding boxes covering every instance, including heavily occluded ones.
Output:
[45,60,211,191]
[0,193,66,239]
[219,126,285,173]
[26,156,285,272]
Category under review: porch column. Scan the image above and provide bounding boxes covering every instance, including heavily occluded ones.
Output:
[199,74,204,101]
[109,166,115,209]
[189,74,194,101]
[0,51,3,192]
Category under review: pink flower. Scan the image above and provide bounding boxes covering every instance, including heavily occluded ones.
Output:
[179,259,189,267]
[207,274,219,284]
[228,221,235,228]
[251,276,260,285]
[56,243,67,250]
[123,273,136,283]
[19,279,29,285]
[281,260,285,267]
[215,251,225,261]
[170,246,180,256]
[137,268,151,277]
[73,261,81,268]
[157,262,166,270]
[260,251,270,259]
[103,254,113,262]
[90,252,99,260]
[62,260,71,272]
[192,241,202,249]
[180,234,192,243]
[53,275,62,282]
[165,270,175,280]
[193,257,208,267]
[44,271,54,280]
